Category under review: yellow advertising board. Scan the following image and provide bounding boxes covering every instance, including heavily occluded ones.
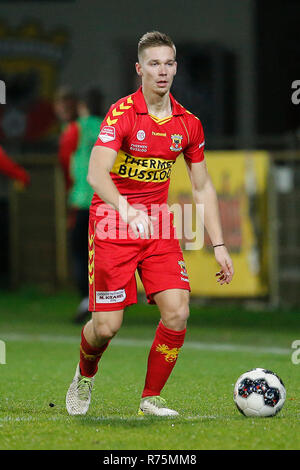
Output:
[137,151,269,297]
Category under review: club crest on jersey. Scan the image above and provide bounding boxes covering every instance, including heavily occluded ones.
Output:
[178,260,188,277]
[170,134,183,152]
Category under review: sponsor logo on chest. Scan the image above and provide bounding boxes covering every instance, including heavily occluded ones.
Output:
[111,150,175,183]
[129,130,183,154]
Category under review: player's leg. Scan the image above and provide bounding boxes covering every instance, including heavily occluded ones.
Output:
[66,223,139,416]
[153,288,190,330]
[139,288,189,416]
[66,309,124,416]
[79,309,124,376]
[137,232,191,416]
[66,214,139,415]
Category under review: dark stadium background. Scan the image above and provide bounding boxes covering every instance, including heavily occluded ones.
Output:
[0,0,299,308]
[0,0,300,454]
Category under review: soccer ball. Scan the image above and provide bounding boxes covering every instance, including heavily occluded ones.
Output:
[233,368,286,417]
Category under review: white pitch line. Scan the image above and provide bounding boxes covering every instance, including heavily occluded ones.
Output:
[0,414,217,424]
[0,332,291,356]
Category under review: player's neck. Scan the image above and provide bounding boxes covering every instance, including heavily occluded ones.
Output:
[142,87,172,119]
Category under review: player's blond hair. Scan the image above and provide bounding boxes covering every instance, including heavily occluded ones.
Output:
[137,31,176,61]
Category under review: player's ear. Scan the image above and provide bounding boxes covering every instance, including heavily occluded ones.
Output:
[135,62,142,76]
[174,61,177,76]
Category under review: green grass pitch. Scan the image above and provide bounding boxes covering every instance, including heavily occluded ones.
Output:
[0,288,299,450]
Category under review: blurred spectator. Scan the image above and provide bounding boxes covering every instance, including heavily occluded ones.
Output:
[54,85,78,124]
[57,87,104,323]
[0,144,30,287]
[54,86,78,191]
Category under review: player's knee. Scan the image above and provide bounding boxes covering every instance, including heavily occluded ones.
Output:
[175,302,190,323]
[92,320,120,342]
[163,302,190,330]
[91,310,123,343]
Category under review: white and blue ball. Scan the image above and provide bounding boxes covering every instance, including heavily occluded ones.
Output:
[233,368,286,417]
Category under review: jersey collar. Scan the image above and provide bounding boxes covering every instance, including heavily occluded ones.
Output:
[132,86,185,116]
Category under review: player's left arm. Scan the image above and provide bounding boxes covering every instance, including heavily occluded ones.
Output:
[185,159,234,285]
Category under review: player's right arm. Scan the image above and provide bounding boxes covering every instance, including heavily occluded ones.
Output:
[87,145,154,239]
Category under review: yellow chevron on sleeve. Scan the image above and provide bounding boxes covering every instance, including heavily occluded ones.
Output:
[112,108,124,117]
[106,96,133,126]
[119,102,131,110]
[107,116,118,126]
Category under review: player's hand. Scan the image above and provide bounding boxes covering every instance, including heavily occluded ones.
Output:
[214,245,234,285]
[127,207,156,239]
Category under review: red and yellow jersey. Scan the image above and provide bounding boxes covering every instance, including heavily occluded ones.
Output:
[90,86,205,216]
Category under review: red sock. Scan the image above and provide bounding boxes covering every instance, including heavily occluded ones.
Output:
[79,328,110,377]
[142,321,186,398]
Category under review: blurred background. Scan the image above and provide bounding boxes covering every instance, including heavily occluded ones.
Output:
[0,0,299,309]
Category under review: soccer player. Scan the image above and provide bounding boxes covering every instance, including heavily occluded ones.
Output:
[56,88,104,323]
[66,31,234,417]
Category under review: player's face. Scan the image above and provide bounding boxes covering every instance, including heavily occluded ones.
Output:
[136,46,177,96]
[54,98,77,122]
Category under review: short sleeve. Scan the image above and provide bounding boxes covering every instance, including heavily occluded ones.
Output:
[93,104,127,152]
[183,118,205,163]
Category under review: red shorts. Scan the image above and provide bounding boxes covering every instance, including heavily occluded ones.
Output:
[88,216,191,312]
